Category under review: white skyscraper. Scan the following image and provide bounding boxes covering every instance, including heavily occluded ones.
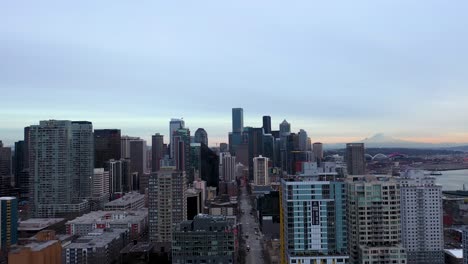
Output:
[253,155,269,186]
[222,155,236,182]
[399,170,444,264]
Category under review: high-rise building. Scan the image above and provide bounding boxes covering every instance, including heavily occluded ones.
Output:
[279,119,291,138]
[262,115,271,134]
[219,143,228,153]
[151,133,164,172]
[263,134,275,163]
[346,175,406,264]
[90,168,110,210]
[129,138,147,181]
[194,128,208,146]
[298,129,308,151]
[222,155,236,182]
[94,129,121,169]
[186,188,202,220]
[190,143,219,188]
[121,136,139,159]
[306,137,312,151]
[23,127,30,170]
[399,170,444,264]
[0,197,18,250]
[463,229,468,264]
[312,142,324,162]
[29,120,92,217]
[279,120,291,173]
[346,143,365,175]
[13,141,25,190]
[172,215,236,264]
[232,108,243,133]
[149,167,187,243]
[170,118,185,158]
[71,121,94,200]
[280,174,348,264]
[105,159,132,197]
[0,142,12,197]
[246,127,264,181]
[253,155,269,186]
[174,128,191,178]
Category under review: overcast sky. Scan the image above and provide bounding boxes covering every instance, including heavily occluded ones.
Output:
[1,1,468,146]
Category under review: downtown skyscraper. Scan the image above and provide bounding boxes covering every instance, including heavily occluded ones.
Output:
[94,129,121,168]
[346,143,366,175]
[229,108,243,155]
[29,120,93,217]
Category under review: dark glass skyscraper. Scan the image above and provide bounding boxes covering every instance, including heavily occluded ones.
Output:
[346,143,366,175]
[262,115,271,134]
[246,127,264,181]
[13,141,25,192]
[194,128,208,146]
[232,108,243,133]
[151,133,164,172]
[94,129,121,169]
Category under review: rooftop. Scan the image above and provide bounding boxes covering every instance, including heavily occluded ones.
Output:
[65,228,128,249]
[19,218,65,231]
[120,242,154,254]
[444,249,463,259]
[66,209,147,225]
[104,192,144,207]
[10,240,59,253]
[0,196,16,200]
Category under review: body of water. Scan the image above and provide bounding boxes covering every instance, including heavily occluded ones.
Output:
[434,169,468,191]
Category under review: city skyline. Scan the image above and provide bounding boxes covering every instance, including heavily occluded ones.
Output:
[2,1,468,146]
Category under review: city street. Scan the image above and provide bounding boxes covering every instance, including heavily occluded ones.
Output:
[239,184,264,264]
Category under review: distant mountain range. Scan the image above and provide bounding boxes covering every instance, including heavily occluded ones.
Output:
[324,133,468,151]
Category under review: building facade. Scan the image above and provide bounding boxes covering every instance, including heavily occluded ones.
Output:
[149,168,187,243]
[151,133,164,172]
[399,170,444,264]
[172,215,236,264]
[63,228,129,264]
[194,128,208,146]
[29,120,92,217]
[0,197,18,250]
[346,143,365,175]
[65,209,147,240]
[346,175,406,264]
[253,155,269,186]
[170,118,185,158]
[222,155,236,182]
[280,175,348,264]
[91,168,110,210]
[94,129,121,169]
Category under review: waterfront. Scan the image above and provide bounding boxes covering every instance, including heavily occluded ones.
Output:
[435,169,468,191]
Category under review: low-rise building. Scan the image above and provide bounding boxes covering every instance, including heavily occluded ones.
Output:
[104,192,145,211]
[206,195,238,216]
[18,218,66,239]
[172,214,237,264]
[8,230,62,264]
[65,209,147,240]
[63,228,129,264]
